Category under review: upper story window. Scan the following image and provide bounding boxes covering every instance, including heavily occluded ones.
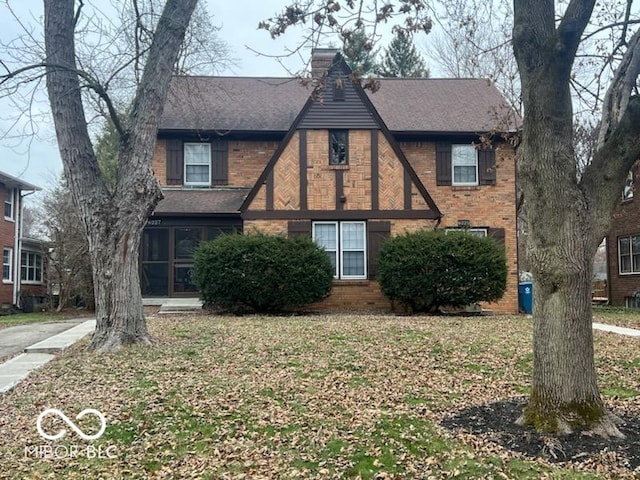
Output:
[4,188,14,220]
[619,234,640,274]
[184,143,211,186]
[452,145,478,186]
[313,221,366,279]
[329,130,348,165]
[623,169,635,200]
[3,248,12,282]
[21,250,43,283]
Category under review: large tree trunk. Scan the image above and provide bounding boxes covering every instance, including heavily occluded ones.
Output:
[44,0,197,351]
[512,0,640,437]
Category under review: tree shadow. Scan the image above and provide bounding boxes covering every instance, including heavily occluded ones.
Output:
[441,397,640,469]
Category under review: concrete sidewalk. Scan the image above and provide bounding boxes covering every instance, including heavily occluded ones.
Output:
[592,322,640,337]
[0,318,89,359]
[0,319,95,394]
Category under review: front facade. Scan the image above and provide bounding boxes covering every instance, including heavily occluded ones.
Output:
[607,163,640,306]
[0,171,45,308]
[147,51,519,312]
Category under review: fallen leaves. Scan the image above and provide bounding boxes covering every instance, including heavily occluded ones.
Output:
[0,313,637,479]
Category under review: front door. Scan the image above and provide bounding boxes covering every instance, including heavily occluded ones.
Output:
[172,227,201,295]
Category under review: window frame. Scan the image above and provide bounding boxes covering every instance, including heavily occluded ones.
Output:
[20,250,43,284]
[3,247,13,283]
[618,234,640,275]
[451,144,479,186]
[312,220,367,279]
[445,227,488,238]
[329,130,349,165]
[4,188,14,220]
[183,142,211,187]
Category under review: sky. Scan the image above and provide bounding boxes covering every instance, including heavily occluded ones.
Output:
[0,0,432,193]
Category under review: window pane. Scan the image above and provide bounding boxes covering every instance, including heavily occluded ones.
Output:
[327,251,337,272]
[142,229,169,261]
[186,165,209,183]
[342,222,365,250]
[174,265,197,292]
[621,255,632,273]
[314,224,337,250]
[632,236,640,255]
[330,131,348,165]
[453,166,477,184]
[175,228,202,260]
[184,144,210,164]
[343,251,365,276]
[620,237,631,255]
[633,254,640,273]
[452,145,477,165]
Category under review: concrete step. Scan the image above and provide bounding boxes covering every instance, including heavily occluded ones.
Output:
[158,299,203,315]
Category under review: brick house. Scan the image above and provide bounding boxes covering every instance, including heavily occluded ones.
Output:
[1,170,46,309]
[146,50,520,313]
[606,163,640,307]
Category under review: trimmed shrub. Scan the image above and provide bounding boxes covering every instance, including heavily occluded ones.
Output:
[193,232,334,313]
[378,229,507,313]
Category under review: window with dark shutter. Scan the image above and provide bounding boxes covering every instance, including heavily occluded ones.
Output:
[165,139,183,185]
[478,148,497,185]
[367,221,391,280]
[436,142,452,186]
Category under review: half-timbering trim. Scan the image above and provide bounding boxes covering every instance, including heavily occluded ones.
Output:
[371,130,379,210]
[242,209,440,220]
[299,129,308,210]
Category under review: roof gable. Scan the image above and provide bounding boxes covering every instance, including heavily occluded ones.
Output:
[241,53,441,218]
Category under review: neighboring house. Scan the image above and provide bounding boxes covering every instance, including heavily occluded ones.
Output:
[606,162,640,307]
[0,171,45,309]
[146,49,520,313]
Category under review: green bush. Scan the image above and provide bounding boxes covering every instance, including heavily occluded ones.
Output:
[193,232,334,313]
[378,229,507,313]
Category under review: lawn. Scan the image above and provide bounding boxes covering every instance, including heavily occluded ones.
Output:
[0,314,638,479]
[0,310,91,329]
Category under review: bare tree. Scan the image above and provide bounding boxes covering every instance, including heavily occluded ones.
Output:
[39,0,198,350]
[513,1,640,437]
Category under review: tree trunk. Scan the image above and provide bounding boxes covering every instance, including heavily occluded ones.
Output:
[44,0,197,351]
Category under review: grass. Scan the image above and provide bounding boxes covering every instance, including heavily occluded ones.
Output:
[592,305,640,329]
[0,310,90,329]
[0,313,638,479]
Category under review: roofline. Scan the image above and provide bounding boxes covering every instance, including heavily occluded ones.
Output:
[0,171,40,191]
[150,211,241,217]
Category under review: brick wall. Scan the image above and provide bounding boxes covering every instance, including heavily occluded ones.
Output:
[607,198,640,306]
[152,138,278,188]
[0,184,16,305]
[402,141,519,313]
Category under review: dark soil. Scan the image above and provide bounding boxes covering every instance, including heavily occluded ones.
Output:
[441,397,640,470]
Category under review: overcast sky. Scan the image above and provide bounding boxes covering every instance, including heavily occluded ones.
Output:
[0,0,431,191]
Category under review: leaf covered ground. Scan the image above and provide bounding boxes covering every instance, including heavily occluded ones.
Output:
[0,313,639,479]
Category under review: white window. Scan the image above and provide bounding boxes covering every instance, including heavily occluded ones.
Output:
[623,169,634,200]
[619,235,640,274]
[313,221,366,279]
[184,143,211,186]
[21,251,43,283]
[445,228,487,237]
[4,188,14,220]
[452,145,478,186]
[3,248,12,282]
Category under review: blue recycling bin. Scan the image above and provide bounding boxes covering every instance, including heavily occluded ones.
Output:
[519,281,533,314]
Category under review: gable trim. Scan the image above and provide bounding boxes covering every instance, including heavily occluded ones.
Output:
[242,209,441,220]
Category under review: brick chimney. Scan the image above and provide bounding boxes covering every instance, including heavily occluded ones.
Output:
[311,48,339,79]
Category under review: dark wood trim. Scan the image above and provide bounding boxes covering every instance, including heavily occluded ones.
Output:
[404,170,412,210]
[266,171,274,211]
[336,169,344,211]
[299,129,308,210]
[242,209,440,220]
[371,130,379,210]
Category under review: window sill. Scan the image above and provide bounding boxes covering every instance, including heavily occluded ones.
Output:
[618,272,640,276]
[4,217,15,222]
[2,280,13,284]
[327,165,349,170]
[451,185,480,191]
[332,279,370,286]
[21,281,43,285]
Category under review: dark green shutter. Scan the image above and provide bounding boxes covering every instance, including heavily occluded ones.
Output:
[166,139,183,185]
[288,220,311,238]
[487,228,505,247]
[367,221,391,279]
[211,140,228,185]
[436,143,452,186]
[478,148,496,185]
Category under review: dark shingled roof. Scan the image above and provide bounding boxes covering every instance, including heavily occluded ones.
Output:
[154,188,250,215]
[160,76,518,134]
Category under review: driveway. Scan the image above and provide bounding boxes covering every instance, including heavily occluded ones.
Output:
[0,319,88,360]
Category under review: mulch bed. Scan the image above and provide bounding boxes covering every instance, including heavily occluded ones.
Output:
[442,397,640,470]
